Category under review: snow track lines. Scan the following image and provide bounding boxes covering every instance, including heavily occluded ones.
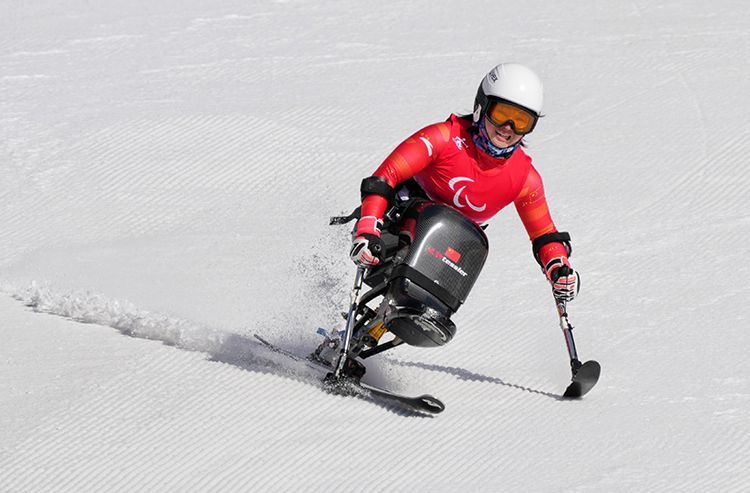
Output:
[2,0,750,491]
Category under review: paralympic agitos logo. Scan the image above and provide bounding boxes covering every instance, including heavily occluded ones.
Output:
[449,176,486,213]
[427,246,468,277]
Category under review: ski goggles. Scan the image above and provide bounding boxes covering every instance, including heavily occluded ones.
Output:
[485,99,539,135]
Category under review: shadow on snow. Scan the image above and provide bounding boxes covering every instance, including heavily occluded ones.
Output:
[388,359,563,401]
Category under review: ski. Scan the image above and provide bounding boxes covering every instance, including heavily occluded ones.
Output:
[253,334,444,415]
[358,381,445,414]
[562,360,601,398]
[253,333,327,371]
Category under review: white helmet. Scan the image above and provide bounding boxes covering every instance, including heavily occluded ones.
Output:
[473,63,544,124]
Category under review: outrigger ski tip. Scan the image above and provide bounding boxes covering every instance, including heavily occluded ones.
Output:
[562,360,601,399]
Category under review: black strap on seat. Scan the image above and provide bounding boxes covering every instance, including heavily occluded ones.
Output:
[532,231,572,266]
[389,264,461,312]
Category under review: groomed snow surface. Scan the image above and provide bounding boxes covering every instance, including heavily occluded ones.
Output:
[1,1,749,491]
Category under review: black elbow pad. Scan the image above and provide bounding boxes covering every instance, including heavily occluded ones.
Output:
[360,176,396,204]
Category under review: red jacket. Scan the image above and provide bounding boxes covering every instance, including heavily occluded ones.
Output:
[358,114,569,267]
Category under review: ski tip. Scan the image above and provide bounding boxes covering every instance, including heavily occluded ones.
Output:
[418,395,446,414]
[358,382,445,415]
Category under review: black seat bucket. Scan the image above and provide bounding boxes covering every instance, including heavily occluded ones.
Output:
[383,203,489,347]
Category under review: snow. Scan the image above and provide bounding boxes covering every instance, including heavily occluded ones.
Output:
[1,0,749,491]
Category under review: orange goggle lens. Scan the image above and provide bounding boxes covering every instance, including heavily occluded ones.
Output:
[486,100,538,135]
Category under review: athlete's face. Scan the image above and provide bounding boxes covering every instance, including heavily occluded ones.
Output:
[484,116,524,149]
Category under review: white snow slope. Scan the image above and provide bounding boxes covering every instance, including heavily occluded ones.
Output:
[1,0,749,491]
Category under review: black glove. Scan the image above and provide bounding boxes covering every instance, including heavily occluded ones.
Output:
[545,258,581,302]
[350,233,385,266]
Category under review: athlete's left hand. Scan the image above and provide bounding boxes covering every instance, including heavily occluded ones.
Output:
[544,257,580,302]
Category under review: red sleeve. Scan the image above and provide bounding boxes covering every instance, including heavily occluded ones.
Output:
[357,122,451,236]
[514,165,569,266]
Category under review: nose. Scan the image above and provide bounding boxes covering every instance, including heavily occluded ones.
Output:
[487,117,513,132]
[495,122,514,134]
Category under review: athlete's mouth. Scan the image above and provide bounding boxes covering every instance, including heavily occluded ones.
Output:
[494,129,512,141]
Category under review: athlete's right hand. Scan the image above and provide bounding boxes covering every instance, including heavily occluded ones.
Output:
[350,233,385,266]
